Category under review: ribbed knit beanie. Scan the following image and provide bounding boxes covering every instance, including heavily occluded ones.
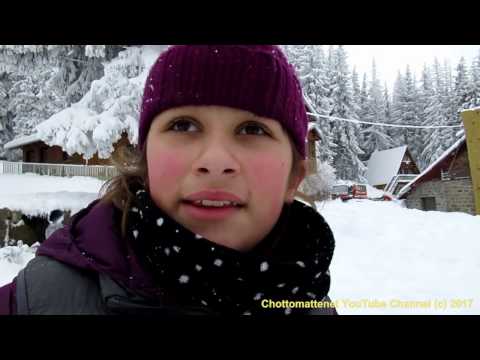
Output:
[138,45,308,158]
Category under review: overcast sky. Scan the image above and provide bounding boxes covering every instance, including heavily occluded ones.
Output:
[343,45,480,91]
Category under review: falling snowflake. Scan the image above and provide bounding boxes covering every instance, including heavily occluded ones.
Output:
[214,259,223,267]
[156,217,164,226]
[260,261,269,272]
[179,275,189,284]
[296,261,306,268]
[132,230,138,239]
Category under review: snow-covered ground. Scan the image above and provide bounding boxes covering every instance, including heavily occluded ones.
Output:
[321,199,480,314]
[0,173,104,217]
[0,173,104,287]
[1,183,479,314]
[0,242,37,287]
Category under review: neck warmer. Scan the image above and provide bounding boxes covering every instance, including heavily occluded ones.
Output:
[128,187,335,315]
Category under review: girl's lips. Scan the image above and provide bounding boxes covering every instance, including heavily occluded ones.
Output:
[181,201,243,221]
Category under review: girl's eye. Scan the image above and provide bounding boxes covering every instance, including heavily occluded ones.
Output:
[168,118,199,132]
[238,123,270,136]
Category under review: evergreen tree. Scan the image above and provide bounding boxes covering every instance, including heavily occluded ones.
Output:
[361,60,395,159]
[469,50,480,108]
[420,59,453,168]
[282,45,335,163]
[0,45,123,140]
[454,57,472,112]
[327,46,366,181]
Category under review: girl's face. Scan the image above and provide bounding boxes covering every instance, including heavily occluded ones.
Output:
[146,105,306,251]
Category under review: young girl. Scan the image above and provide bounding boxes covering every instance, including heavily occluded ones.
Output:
[0,45,336,315]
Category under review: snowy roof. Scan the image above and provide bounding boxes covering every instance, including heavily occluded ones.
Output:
[3,133,41,150]
[397,136,466,198]
[461,106,480,113]
[33,46,165,160]
[366,145,408,186]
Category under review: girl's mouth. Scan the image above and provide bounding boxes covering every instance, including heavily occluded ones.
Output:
[181,200,244,221]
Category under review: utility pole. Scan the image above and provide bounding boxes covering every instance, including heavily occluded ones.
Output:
[461,107,480,215]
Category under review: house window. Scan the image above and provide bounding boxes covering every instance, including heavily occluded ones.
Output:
[421,197,437,211]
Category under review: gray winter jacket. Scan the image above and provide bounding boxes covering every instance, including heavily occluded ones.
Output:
[15,255,337,315]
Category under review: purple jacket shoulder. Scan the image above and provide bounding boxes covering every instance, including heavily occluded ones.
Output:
[0,280,17,315]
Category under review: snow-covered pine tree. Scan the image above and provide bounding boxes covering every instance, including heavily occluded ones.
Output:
[0,45,124,143]
[327,46,365,181]
[402,66,419,148]
[443,59,458,139]
[383,81,392,124]
[358,73,369,120]
[420,58,453,169]
[282,45,335,163]
[391,65,419,154]
[0,74,15,160]
[408,72,424,164]
[390,71,405,146]
[360,60,395,160]
[468,49,480,108]
[351,66,361,111]
[417,64,436,169]
[36,46,165,160]
[454,57,473,112]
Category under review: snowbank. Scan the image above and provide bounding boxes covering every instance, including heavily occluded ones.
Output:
[320,199,480,314]
[0,242,37,286]
[0,173,104,216]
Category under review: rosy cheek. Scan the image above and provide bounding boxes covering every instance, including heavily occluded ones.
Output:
[147,149,187,190]
[249,155,289,201]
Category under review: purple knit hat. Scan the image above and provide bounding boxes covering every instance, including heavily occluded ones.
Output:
[138,45,308,158]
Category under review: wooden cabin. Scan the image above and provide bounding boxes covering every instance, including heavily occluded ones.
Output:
[398,136,476,215]
[4,132,131,166]
[366,145,420,195]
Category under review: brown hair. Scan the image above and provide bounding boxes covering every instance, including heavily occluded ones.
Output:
[100,138,305,239]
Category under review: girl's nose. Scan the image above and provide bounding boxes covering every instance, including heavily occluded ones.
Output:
[194,143,239,177]
[197,167,236,175]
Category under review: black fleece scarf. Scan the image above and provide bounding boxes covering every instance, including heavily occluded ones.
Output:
[128,187,335,315]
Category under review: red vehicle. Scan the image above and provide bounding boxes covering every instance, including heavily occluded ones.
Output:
[331,184,368,201]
